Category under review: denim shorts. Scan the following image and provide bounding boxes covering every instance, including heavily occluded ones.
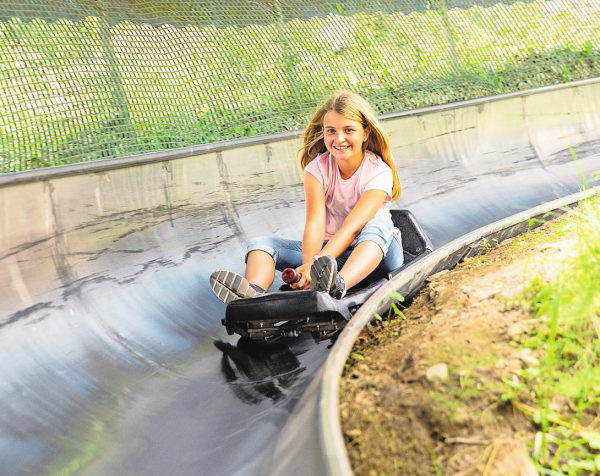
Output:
[245,214,404,277]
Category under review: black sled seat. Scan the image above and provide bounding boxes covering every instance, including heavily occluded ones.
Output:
[222,209,433,341]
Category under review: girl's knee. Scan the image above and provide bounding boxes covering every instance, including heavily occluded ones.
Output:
[356,216,394,254]
[245,236,277,263]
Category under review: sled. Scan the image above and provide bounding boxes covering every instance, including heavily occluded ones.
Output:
[221,209,433,341]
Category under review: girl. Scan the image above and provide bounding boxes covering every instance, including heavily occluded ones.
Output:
[210,91,403,303]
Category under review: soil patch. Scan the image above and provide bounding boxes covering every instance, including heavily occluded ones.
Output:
[340,210,579,476]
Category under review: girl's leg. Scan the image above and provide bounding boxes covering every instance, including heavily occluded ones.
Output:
[245,250,276,290]
[339,215,404,289]
[244,237,303,290]
[338,241,383,289]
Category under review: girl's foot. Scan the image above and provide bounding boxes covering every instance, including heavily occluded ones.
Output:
[309,256,347,299]
[210,270,265,304]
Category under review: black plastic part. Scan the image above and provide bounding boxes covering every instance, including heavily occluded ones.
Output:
[391,208,434,272]
[222,209,433,340]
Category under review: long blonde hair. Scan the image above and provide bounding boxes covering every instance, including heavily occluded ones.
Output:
[298,91,401,201]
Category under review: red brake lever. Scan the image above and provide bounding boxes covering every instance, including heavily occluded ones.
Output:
[282,268,301,284]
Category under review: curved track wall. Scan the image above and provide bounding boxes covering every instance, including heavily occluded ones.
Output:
[0,79,599,475]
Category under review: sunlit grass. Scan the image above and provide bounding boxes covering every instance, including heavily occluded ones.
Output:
[2,0,600,172]
[503,191,600,475]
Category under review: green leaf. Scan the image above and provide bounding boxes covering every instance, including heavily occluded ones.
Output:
[532,408,559,425]
[558,426,573,438]
[502,377,526,390]
[388,291,405,302]
[335,3,342,13]
[352,353,364,361]
[571,460,595,471]
[581,431,600,449]
[501,392,515,401]
[391,303,406,319]
[522,367,540,377]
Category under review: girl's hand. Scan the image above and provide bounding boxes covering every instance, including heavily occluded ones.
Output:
[290,262,314,290]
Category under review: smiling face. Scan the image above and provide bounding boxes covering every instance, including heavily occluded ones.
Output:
[323,110,370,167]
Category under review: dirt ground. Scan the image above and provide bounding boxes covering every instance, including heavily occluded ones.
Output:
[340,210,580,476]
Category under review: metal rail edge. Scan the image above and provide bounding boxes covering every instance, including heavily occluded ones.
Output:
[320,187,599,476]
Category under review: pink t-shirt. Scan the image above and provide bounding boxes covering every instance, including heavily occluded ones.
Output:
[304,150,393,241]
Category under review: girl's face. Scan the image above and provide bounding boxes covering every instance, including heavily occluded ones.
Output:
[323,111,370,165]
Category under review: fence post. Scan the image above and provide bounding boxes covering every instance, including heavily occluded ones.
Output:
[96,0,137,151]
[272,0,306,111]
[430,0,460,74]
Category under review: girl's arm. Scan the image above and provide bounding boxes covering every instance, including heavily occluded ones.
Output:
[318,189,387,258]
[290,171,326,289]
[301,172,326,262]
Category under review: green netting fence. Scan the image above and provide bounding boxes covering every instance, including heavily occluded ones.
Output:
[1,0,600,173]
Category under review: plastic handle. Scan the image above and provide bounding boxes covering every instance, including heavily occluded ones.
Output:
[282,268,301,284]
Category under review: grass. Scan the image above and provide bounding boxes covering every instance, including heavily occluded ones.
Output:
[2,0,600,172]
[502,192,600,475]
